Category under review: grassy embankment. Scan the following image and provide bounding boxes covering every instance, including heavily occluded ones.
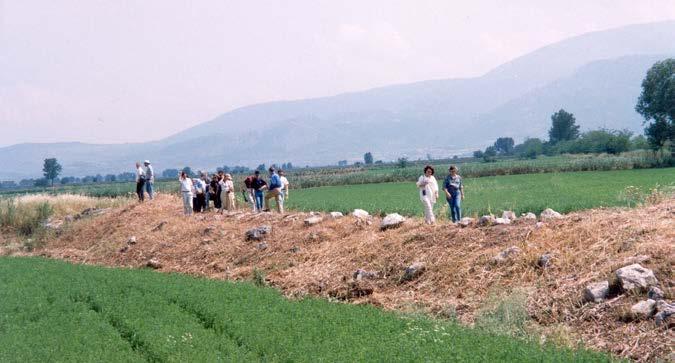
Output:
[0,257,611,362]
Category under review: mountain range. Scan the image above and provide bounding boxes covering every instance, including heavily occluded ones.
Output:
[3,21,675,181]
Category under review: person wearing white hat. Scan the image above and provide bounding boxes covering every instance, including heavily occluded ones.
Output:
[143,160,154,200]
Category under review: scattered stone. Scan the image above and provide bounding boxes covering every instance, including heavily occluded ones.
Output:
[203,226,214,235]
[353,269,378,281]
[79,207,109,218]
[127,236,137,245]
[64,215,74,223]
[540,208,562,220]
[119,246,129,253]
[537,253,553,268]
[458,217,475,227]
[304,216,323,226]
[501,211,517,221]
[535,222,545,229]
[583,281,609,303]
[245,225,272,241]
[329,211,344,219]
[401,262,425,282]
[380,213,405,230]
[352,209,370,219]
[256,242,268,251]
[648,286,665,301]
[631,299,656,319]
[492,246,521,264]
[478,215,495,226]
[152,221,167,231]
[521,212,537,220]
[289,246,301,253]
[494,217,511,225]
[654,300,675,327]
[615,263,658,292]
[309,211,321,216]
[146,258,162,269]
[41,219,64,231]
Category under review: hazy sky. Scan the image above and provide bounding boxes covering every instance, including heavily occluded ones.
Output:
[2,1,675,147]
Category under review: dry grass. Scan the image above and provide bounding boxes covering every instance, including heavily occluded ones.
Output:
[4,193,129,218]
[5,193,673,361]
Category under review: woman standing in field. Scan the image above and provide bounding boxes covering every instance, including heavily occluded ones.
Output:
[179,171,194,216]
[443,165,464,223]
[416,165,439,224]
[220,173,236,211]
[135,162,146,202]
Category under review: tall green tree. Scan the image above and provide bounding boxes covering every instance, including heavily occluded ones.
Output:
[548,109,580,144]
[493,137,515,155]
[363,152,373,165]
[42,158,62,187]
[635,58,675,151]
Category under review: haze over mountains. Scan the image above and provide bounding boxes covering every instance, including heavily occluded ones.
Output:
[3,21,675,181]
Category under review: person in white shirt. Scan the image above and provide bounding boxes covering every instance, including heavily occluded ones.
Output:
[143,160,155,200]
[135,162,146,202]
[220,173,236,212]
[416,165,439,224]
[279,170,290,208]
[179,171,194,216]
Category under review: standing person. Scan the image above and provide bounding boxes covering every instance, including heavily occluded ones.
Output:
[179,171,194,216]
[210,174,221,210]
[243,173,257,212]
[416,165,439,224]
[143,160,154,200]
[135,162,146,202]
[220,173,236,211]
[251,170,267,212]
[193,177,206,213]
[443,165,465,223]
[279,170,290,205]
[201,172,211,210]
[264,167,284,213]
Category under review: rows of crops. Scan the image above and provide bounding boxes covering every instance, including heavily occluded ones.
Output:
[0,257,608,362]
[285,168,675,217]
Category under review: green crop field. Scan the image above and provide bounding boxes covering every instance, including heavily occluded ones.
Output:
[285,168,675,217]
[0,257,609,362]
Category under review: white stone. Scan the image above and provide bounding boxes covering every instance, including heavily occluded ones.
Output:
[521,212,537,220]
[615,264,658,292]
[380,213,405,230]
[540,208,562,220]
[304,216,323,226]
[494,217,511,225]
[401,262,425,282]
[329,211,344,219]
[493,246,521,264]
[583,281,609,303]
[352,209,370,219]
[478,215,495,226]
[631,299,656,319]
[501,211,517,221]
[459,217,475,227]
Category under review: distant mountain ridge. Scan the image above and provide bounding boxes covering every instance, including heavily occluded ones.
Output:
[2,21,675,180]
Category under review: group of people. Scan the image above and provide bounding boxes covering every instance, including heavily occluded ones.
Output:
[178,167,289,216]
[416,165,464,224]
[134,160,155,202]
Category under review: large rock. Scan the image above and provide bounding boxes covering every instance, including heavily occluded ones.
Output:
[583,281,609,303]
[245,225,272,241]
[520,212,537,220]
[458,217,474,227]
[654,300,675,327]
[329,212,344,219]
[127,236,137,245]
[615,264,658,292]
[380,213,405,230]
[352,209,370,219]
[478,215,495,226]
[492,246,521,264]
[501,211,517,221]
[304,216,323,226]
[537,253,553,268]
[630,299,656,319]
[146,258,162,269]
[401,262,425,282]
[353,269,378,281]
[540,208,562,220]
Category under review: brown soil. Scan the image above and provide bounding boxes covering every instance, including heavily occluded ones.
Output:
[5,193,674,361]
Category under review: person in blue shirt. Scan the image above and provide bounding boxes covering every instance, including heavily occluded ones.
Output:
[443,165,465,223]
[264,167,284,213]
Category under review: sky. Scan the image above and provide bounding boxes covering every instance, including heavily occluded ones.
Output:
[1,0,675,147]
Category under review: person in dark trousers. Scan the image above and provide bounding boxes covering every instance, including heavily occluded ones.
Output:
[135,162,146,202]
[251,170,267,212]
[192,177,206,213]
[209,174,220,210]
[443,165,465,223]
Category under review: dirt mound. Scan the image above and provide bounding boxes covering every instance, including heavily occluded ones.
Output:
[16,194,675,361]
